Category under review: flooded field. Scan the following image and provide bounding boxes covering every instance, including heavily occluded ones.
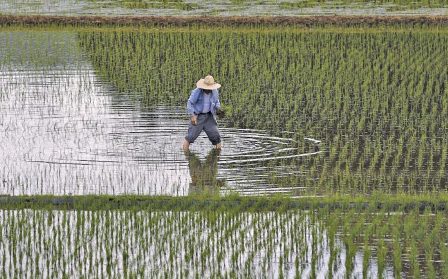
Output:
[79,26,448,196]
[0,31,320,196]
[2,207,447,278]
[1,27,448,196]
[1,21,448,278]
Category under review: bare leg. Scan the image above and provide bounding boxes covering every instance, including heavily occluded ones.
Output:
[215,143,222,149]
[182,139,190,151]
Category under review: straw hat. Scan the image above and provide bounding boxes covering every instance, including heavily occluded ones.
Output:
[196,75,221,90]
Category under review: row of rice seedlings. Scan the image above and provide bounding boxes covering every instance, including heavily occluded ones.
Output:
[77,26,448,194]
[4,26,446,195]
[280,0,448,9]
[324,205,448,278]
[113,0,198,10]
[1,205,446,277]
[0,208,386,277]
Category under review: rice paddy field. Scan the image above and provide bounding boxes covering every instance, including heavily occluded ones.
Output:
[1,15,448,278]
[1,195,448,278]
[1,0,448,16]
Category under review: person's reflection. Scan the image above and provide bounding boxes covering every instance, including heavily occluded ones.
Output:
[184,149,225,195]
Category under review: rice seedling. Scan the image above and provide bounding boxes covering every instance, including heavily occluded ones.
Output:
[1,203,447,277]
[279,0,448,9]
[74,24,448,197]
[1,28,315,196]
[0,16,448,278]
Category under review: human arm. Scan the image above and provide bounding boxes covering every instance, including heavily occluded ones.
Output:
[187,88,200,116]
[187,89,200,125]
[213,90,225,117]
[213,90,221,110]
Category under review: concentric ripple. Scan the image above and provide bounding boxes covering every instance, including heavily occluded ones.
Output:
[0,64,322,196]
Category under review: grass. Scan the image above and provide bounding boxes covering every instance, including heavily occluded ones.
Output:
[1,192,448,211]
[2,15,448,28]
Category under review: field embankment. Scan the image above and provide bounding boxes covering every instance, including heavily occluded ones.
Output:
[1,193,448,212]
[1,15,448,27]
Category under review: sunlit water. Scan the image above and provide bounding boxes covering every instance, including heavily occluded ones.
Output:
[0,61,321,196]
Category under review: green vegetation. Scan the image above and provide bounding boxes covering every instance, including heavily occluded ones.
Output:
[84,0,448,11]
[2,15,448,29]
[0,31,82,68]
[280,0,448,9]
[116,0,198,10]
[0,202,446,277]
[1,192,448,211]
[1,21,448,276]
[78,25,448,195]
[1,0,448,17]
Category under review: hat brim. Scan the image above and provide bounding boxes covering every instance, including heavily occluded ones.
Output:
[196,79,221,90]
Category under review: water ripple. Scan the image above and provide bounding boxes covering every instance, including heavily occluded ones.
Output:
[0,66,322,196]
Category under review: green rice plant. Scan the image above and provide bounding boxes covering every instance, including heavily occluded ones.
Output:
[410,238,421,278]
[75,25,448,195]
[440,236,448,278]
[0,208,359,276]
[2,23,448,277]
[391,225,402,278]
[362,240,371,279]
[118,0,198,10]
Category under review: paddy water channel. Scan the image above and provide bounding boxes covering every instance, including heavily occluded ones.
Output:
[0,31,321,196]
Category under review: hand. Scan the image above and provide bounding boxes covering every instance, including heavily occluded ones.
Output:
[191,115,198,125]
[216,108,225,117]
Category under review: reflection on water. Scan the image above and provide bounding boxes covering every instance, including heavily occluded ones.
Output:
[0,209,396,278]
[2,207,445,278]
[0,31,321,196]
[185,149,224,195]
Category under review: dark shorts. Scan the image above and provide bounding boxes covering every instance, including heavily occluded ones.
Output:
[185,112,221,145]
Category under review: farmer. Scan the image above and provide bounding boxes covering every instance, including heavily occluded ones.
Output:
[182,75,223,150]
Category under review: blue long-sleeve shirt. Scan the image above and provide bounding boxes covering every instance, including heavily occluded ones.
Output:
[187,88,221,116]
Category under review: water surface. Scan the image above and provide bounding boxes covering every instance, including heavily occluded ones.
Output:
[0,31,320,195]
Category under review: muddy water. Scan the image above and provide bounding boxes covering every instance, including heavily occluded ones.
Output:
[0,32,321,196]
